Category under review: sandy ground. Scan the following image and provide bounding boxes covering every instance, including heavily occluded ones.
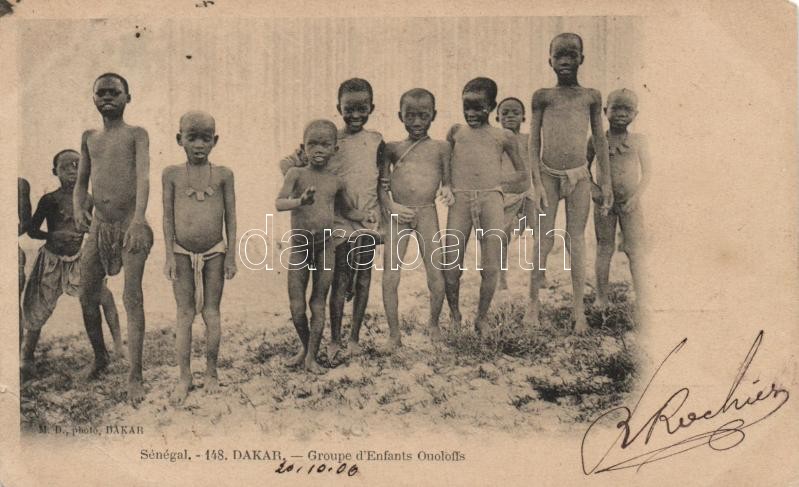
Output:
[20,231,640,441]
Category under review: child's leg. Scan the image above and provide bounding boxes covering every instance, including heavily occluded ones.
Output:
[564,180,592,333]
[171,254,196,404]
[382,223,412,349]
[475,192,506,332]
[443,193,474,329]
[21,251,65,373]
[499,217,514,291]
[201,254,225,393]
[417,207,446,341]
[99,283,126,359]
[328,242,351,350]
[306,245,335,374]
[77,236,110,379]
[618,205,646,307]
[348,240,374,351]
[121,226,153,405]
[593,205,618,308]
[525,175,561,327]
[287,263,311,367]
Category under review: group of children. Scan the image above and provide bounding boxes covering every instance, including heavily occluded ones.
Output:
[277,32,649,373]
[18,31,649,404]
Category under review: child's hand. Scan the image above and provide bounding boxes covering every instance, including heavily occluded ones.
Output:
[600,185,614,216]
[164,255,177,281]
[51,229,83,246]
[437,186,455,206]
[74,208,92,232]
[390,202,416,224]
[124,220,152,254]
[299,186,316,206]
[224,254,237,279]
[535,183,549,215]
[620,194,639,214]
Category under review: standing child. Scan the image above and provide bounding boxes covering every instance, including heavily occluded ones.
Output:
[21,150,125,380]
[162,111,237,404]
[276,120,372,374]
[443,77,536,334]
[588,88,649,309]
[495,97,533,290]
[380,88,454,349]
[75,73,153,405]
[280,78,384,359]
[525,33,613,333]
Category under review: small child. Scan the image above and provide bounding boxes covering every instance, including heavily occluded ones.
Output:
[525,33,613,333]
[21,150,124,381]
[280,78,384,360]
[495,97,533,290]
[75,72,153,404]
[276,120,372,374]
[443,77,535,335]
[588,88,649,309]
[162,111,237,404]
[380,88,454,349]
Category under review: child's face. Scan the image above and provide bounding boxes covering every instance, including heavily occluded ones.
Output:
[54,152,79,188]
[399,95,436,140]
[497,99,525,132]
[605,94,638,130]
[462,91,493,128]
[549,37,584,77]
[177,116,218,164]
[337,91,374,132]
[302,126,338,167]
[93,77,130,117]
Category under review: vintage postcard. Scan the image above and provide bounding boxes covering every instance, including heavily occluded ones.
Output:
[1,0,797,485]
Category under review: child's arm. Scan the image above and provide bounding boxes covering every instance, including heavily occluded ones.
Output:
[586,135,596,172]
[279,146,306,176]
[161,168,177,280]
[529,91,549,211]
[18,178,31,236]
[437,142,454,206]
[125,127,152,253]
[589,90,613,213]
[622,135,651,213]
[222,168,238,279]
[27,195,50,241]
[501,129,531,194]
[337,183,370,223]
[275,168,312,211]
[378,143,415,223]
[74,131,93,231]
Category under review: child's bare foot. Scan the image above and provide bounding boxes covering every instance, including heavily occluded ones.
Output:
[113,342,129,361]
[574,315,589,334]
[304,358,327,375]
[385,336,402,353]
[285,349,306,368]
[327,342,343,361]
[20,359,35,383]
[498,274,508,290]
[474,316,487,336]
[83,358,108,381]
[204,374,219,395]
[428,326,444,343]
[522,304,540,329]
[127,378,146,406]
[347,340,362,356]
[594,295,610,309]
[450,312,462,330]
[172,378,192,405]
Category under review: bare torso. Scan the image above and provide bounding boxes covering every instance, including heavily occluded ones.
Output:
[36,189,87,256]
[388,138,445,206]
[540,87,594,170]
[607,132,645,202]
[86,124,141,222]
[166,163,231,253]
[501,132,530,192]
[450,125,505,190]
[288,167,344,238]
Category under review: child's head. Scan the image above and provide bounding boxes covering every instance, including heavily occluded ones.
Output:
[496,97,525,132]
[548,33,584,78]
[605,88,638,130]
[93,72,131,117]
[177,111,218,164]
[398,88,436,140]
[462,77,498,128]
[302,119,338,167]
[337,78,374,133]
[52,149,79,188]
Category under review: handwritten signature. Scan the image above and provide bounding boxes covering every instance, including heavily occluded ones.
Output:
[581,330,789,473]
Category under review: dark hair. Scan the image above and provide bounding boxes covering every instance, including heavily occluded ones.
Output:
[497,97,525,115]
[94,72,130,94]
[399,88,436,110]
[337,78,373,102]
[52,149,79,169]
[303,119,338,141]
[463,77,498,106]
[550,33,583,53]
